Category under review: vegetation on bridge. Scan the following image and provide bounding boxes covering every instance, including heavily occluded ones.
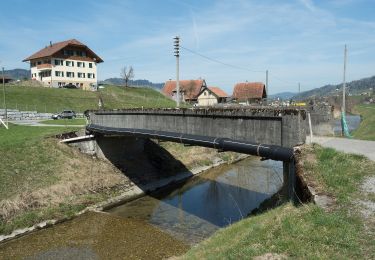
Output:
[183,144,375,259]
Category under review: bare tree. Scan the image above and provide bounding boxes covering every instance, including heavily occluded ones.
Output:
[120,66,135,87]
[185,81,196,103]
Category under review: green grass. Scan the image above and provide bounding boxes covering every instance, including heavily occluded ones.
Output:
[0,123,126,235]
[352,103,375,141]
[0,124,80,199]
[1,84,176,113]
[184,144,375,259]
[40,118,87,125]
[0,123,79,147]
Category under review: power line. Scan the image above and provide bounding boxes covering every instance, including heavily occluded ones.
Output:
[180,46,265,73]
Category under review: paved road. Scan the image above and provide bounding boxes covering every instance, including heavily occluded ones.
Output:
[312,136,375,161]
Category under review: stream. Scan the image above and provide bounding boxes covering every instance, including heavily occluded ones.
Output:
[0,157,283,259]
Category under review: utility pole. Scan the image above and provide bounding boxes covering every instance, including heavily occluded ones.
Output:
[265,70,269,104]
[341,44,350,137]
[342,44,347,115]
[174,36,180,107]
[2,67,7,128]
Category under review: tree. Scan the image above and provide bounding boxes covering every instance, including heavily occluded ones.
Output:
[120,66,134,87]
[185,81,196,103]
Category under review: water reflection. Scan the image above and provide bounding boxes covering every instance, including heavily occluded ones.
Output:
[109,158,283,244]
[333,115,361,135]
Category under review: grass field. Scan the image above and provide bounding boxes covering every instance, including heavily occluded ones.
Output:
[0,124,128,234]
[352,103,375,141]
[183,144,375,259]
[40,118,87,125]
[1,84,176,113]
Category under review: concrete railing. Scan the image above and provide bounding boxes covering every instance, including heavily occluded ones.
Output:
[87,107,307,148]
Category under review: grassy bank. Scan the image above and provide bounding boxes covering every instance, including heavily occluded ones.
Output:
[352,103,375,141]
[40,118,87,125]
[1,84,175,113]
[0,124,244,236]
[183,144,375,259]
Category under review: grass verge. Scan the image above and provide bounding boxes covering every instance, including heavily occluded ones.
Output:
[39,118,87,125]
[352,104,375,141]
[183,144,375,259]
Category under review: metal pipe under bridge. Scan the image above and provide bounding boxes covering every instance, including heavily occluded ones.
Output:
[85,107,306,199]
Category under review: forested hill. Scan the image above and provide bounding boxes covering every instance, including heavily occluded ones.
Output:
[293,75,375,100]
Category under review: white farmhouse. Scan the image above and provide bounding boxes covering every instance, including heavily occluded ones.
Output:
[23,39,103,90]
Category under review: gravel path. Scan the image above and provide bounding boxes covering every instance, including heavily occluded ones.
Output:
[311,136,375,161]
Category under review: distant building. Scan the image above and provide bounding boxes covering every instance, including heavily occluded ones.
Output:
[197,86,229,106]
[233,82,267,104]
[0,75,12,84]
[162,79,206,103]
[23,39,103,90]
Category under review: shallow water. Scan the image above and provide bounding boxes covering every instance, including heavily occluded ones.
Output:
[0,157,283,259]
[109,157,283,244]
[333,115,361,135]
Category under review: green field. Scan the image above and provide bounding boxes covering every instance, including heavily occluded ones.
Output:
[1,84,176,113]
[40,118,87,125]
[184,145,375,259]
[0,124,122,234]
[352,104,375,141]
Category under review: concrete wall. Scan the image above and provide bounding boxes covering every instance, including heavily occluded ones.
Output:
[0,109,52,120]
[88,108,307,148]
[0,109,83,120]
[307,105,334,136]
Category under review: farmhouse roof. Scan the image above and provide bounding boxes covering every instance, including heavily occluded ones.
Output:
[208,87,229,98]
[233,82,266,100]
[162,79,206,100]
[23,39,103,63]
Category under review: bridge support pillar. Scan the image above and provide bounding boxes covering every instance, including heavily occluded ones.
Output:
[283,160,296,201]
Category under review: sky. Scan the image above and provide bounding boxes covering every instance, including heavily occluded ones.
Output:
[0,0,374,94]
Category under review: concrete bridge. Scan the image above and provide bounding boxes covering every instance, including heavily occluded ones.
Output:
[84,107,308,200]
[86,107,307,148]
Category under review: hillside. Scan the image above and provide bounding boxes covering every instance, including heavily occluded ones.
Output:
[1,84,175,113]
[3,69,30,80]
[269,91,296,100]
[100,78,164,89]
[293,75,375,100]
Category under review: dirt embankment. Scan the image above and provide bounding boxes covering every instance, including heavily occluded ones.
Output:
[0,137,243,235]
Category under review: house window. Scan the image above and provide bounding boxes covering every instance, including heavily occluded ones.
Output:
[66,72,74,78]
[78,72,85,78]
[54,59,63,66]
[88,73,95,79]
[55,71,64,77]
[37,61,42,65]
[89,63,93,68]
[77,62,85,68]
[64,49,74,56]
[66,61,74,67]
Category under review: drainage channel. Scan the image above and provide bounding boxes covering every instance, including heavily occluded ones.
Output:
[0,157,283,259]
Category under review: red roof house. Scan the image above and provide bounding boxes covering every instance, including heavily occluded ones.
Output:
[162,79,207,102]
[232,82,267,103]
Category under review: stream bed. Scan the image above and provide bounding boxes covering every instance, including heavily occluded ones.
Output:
[0,157,283,259]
